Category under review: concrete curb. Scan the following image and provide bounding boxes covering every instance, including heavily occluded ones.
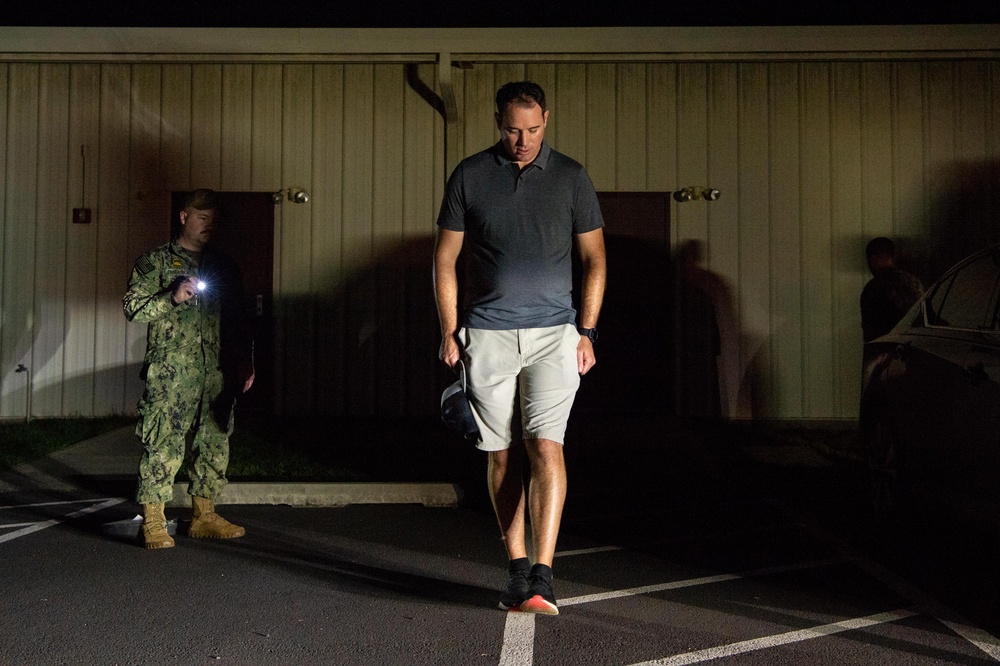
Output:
[167,482,462,508]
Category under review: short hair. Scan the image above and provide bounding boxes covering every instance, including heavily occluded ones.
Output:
[866,237,895,258]
[495,81,547,114]
[182,188,219,211]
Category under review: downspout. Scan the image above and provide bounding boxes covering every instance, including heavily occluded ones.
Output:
[437,52,462,180]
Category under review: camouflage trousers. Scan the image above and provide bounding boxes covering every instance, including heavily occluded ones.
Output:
[135,355,235,504]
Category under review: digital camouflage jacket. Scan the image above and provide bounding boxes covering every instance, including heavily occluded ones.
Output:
[124,240,253,379]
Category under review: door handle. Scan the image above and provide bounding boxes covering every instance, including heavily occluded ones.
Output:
[256,294,263,316]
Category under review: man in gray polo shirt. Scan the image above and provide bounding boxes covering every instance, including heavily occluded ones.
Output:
[434,81,607,615]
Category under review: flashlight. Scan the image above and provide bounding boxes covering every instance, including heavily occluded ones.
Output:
[196,280,207,291]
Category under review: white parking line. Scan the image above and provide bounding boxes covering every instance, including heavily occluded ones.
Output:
[561,557,845,607]
[0,499,119,510]
[555,524,801,559]
[627,609,919,666]
[498,613,536,666]
[497,530,1000,666]
[497,556,846,665]
[939,620,1000,661]
[0,522,43,530]
[556,545,623,557]
[774,500,1000,662]
[0,498,125,545]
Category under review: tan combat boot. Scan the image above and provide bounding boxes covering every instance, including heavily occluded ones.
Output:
[189,496,246,539]
[141,503,175,549]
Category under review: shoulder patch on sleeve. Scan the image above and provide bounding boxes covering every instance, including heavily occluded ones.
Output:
[135,254,156,276]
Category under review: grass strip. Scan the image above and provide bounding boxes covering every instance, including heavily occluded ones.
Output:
[0,416,135,470]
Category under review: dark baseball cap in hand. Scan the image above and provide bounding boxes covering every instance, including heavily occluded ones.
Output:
[441,360,481,442]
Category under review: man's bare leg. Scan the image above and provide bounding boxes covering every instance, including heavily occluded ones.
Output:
[488,445,528,558]
[519,437,566,615]
[525,438,567,565]
[489,444,533,609]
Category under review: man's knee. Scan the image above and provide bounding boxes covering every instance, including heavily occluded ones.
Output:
[525,438,565,470]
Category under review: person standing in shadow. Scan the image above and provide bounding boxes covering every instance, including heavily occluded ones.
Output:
[861,237,924,344]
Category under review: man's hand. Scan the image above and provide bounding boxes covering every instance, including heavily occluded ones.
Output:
[577,336,596,375]
[439,334,461,368]
[171,276,199,304]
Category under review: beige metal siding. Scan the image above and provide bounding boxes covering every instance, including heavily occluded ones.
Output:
[63,64,101,417]
[35,64,70,417]
[311,64,345,413]
[769,62,804,419]
[127,64,167,411]
[3,64,38,420]
[94,65,130,415]
[706,63,740,417]
[799,63,834,419]
[278,63,314,415]
[2,56,999,420]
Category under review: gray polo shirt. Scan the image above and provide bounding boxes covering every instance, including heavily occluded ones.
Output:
[437,142,605,330]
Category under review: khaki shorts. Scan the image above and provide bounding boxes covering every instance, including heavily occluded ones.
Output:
[458,324,581,452]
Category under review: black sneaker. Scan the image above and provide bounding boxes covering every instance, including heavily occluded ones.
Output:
[498,558,531,610]
[520,564,559,615]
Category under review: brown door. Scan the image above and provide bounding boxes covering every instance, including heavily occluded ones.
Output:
[574,192,672,415]
[171,191,275,416]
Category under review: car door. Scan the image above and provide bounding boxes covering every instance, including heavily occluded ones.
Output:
[954,250,1000,515]
[885,249,1000,504]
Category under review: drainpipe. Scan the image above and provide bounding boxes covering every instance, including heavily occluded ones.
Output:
[438,52,462,180]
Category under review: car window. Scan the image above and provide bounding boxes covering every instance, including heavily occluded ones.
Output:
[927,251,1000,330]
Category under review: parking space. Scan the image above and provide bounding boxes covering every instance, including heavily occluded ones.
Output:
[2,491,998,665]
[0,497,126,544]
[504,498,1000,665]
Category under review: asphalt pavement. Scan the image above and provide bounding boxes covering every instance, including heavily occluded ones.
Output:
[5,416,999,665]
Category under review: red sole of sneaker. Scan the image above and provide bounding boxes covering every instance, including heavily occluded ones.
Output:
[518,595,559,615]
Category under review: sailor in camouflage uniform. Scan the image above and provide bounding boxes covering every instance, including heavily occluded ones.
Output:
[124,189,254,549]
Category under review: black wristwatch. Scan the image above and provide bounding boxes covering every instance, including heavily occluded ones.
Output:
[578,327,598,343]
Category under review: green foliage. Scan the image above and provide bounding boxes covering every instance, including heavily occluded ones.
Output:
[224,426,368,482]
[0,416,135,470]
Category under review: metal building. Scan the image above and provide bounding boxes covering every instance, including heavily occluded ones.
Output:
[1,26,998,421]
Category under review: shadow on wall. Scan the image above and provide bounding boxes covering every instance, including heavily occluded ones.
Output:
[6,235,764,421]
[851,160,1000,315]
[573,234,672,417]
[574,235,767,420]
[277,235,452,418]
[670,239,768,420]
[927,159,1000,283]
[283,231,769,421]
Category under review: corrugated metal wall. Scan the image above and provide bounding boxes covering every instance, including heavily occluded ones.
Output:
[2,58,998,420]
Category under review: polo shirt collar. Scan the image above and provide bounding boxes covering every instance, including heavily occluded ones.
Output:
[492,141,551,170]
